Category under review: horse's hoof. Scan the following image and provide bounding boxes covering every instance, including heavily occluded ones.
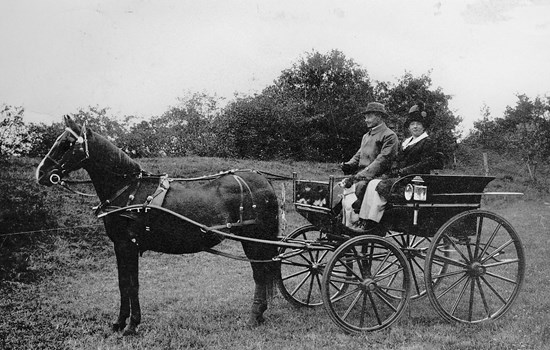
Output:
[122,325,138,336]
[247,316,265,328]
[112,322,126,332]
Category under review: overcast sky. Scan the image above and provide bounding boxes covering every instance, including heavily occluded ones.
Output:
[1,0,549,133]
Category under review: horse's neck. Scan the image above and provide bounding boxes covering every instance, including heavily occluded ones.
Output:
[84,132,142,201]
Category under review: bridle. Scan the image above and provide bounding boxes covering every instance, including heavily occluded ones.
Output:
[43,124,90,185]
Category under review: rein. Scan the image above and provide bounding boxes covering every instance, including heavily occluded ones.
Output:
[59,179,96,197]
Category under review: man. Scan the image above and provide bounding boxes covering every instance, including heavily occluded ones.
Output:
[341,102,398,231]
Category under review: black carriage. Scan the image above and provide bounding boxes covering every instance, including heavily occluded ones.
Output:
[277,173,525,333]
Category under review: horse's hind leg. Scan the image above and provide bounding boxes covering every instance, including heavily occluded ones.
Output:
[248,262,269,327]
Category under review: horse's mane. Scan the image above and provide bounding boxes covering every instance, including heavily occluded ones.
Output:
[89,130,141,175]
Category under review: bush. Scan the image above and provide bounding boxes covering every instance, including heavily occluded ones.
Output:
[0,158,57,281]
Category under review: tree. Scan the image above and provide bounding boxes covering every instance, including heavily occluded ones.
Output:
[272,49,375,161]
[71,105,127,144]
[25,122,64,158]
[502,95,550,181]
[124,93,221,157]
[0,104,31,158]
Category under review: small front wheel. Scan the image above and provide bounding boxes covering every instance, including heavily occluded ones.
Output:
[277,225,338,307]
[322,235,411,333]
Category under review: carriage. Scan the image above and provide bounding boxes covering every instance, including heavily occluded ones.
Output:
[35,116,525,335]
[277,173,525,333]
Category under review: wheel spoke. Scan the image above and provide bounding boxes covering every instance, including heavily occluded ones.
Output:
[479,275,508,304]
[479,222,502,259]
[410,255,427,294]
[314,273,323,301]
[377,284,407,294]
[444,234,470,263]
[290,271,313,297]
[437,273,468,299]
[342,290,363,321]
[374,290,399,312]
[468,275,475,321]
[475,277,492,318]
[432,268,468,279]
[281,267,310,281]
[374,252,404,277]
[481,239,514,264]
[337,257,363,281]
[431,252,468,268]
[484,270,519,285]
[375,267,405,284]
[331,286,363,303]
[450,277,470,316]
[367,291,383,325]
[484,258,520,269]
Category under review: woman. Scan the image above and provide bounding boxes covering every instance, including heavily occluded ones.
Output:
[351,101,439,233]
[391,101,437,176]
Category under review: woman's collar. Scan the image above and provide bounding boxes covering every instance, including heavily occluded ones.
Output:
[402,132,428,149]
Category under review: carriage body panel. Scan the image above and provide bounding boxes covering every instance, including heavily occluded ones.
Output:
[293,174,495,236]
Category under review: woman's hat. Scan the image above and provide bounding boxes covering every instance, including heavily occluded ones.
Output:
[405,101,431,128]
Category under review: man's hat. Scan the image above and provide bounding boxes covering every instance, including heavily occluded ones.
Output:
[361,102,388,117]
[405,101,431,128]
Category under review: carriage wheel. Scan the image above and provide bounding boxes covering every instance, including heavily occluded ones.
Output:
[321,235,411,333]
[425,210,525,324]
[277,225,343,307]
[388,232,449,300]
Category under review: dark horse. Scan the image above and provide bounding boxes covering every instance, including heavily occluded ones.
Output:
[35,116,281,335]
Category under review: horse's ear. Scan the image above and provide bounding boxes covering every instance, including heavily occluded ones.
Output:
[64,115,80,133]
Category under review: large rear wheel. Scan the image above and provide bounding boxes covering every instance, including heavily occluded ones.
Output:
[321,235,411,333]
[425,210,525,324]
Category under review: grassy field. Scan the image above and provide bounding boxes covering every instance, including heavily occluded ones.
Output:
[1,156,550,349]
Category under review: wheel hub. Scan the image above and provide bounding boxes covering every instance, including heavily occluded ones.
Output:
[468,261,486,277]
[361,278,377,291]
[311,262,322,274]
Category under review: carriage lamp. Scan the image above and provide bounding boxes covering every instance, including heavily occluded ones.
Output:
[404,176,427,201]
[405,176,427,226]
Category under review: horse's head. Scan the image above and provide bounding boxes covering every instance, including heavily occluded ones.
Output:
[36,115,90,186]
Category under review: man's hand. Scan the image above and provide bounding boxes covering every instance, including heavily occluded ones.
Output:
[340,162,354,175]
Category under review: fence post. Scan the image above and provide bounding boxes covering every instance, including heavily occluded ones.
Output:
[483,153,489,176]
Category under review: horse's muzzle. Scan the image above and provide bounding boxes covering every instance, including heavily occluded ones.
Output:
[36,166,60,187]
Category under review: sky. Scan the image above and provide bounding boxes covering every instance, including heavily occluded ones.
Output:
[1,0,549,134]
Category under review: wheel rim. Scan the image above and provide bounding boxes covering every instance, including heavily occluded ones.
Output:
[425,210,525,324]
[322,236,411,333]
[388,232,448,300]
[278,225,342,307]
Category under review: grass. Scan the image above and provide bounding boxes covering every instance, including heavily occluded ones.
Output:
[1,156,550,349]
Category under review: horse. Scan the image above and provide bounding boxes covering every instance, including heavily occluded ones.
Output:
[35,115,281,335]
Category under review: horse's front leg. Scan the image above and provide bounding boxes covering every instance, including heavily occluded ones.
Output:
[113,241,141,336]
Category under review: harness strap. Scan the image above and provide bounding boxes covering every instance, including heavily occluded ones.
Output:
[93,182,137,216]
[231,174,258,223]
